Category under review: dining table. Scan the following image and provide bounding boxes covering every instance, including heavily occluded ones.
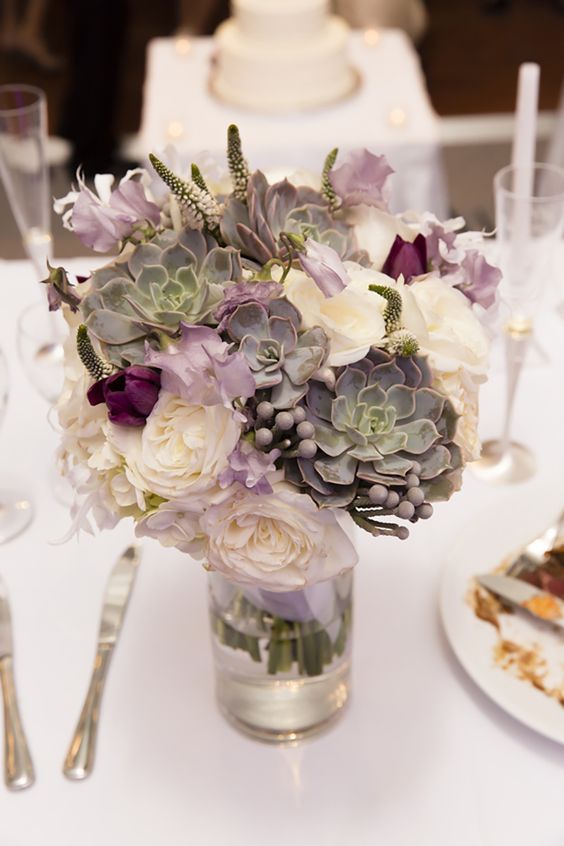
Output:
[0,251,563,846]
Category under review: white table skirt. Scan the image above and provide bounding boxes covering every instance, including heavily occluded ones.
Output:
[139,31,449,218]
[0,255,563,846]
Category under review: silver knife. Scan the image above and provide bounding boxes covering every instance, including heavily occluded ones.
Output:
[63,544,141,781]
[477,573,564,630]
[0,575,35,790]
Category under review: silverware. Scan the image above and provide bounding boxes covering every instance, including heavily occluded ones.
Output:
[505,509,564,579]
[476,573,564,629]
[63,544,141,781]
[0,576,35,790]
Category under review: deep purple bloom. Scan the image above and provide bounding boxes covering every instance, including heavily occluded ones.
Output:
[382,234,427,282]
[457,250,501,310]
[298,239,348,297]
[214,281,284,332]
[329,148,394,209]
[87,365,161,426]
[145,324,255,407]
[219,441,281,495]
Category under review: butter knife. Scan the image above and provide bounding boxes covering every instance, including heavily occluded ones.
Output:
[0,576,35,790]
[477,573,564,630]
[63,544,141,780]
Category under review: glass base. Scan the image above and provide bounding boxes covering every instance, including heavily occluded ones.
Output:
[0,492,34,544]
[215,661,350,745]
[470,439,536,484]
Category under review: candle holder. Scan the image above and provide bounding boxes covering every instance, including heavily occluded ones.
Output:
[472,162,564,483]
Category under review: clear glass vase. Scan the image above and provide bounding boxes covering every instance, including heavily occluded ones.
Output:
[208,570,353,744]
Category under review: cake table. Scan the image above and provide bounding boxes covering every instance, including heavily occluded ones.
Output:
[138,29,449,217]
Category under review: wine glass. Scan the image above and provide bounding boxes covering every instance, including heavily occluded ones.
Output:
[0,84,52,278]
[0,349,34,544]
[17,303,67,404]
[0,84,65,400]
[472,162,564,484]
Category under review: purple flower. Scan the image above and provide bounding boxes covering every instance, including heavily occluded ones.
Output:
[214,281,284,332]
[87,365,161,426]
[219,441,281,495]
[55,170,161,253]
[329,149,394,209]
[145,324,255,407]
[298,239,348,297]
[456,250,501,310]
[381,234,427,282]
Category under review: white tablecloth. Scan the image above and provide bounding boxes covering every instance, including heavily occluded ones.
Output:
[0,256,563,846]
[139,31,448,218]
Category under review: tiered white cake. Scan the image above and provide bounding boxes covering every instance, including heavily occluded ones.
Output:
[212,0,357,112]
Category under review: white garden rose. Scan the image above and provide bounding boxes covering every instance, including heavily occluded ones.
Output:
[283,265,388,366]
[345,205,416,267]
[397,276,489,461]
[200,478,358,591]
[107,391,241,501]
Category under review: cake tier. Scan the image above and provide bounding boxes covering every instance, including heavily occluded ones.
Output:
[213,16,356,112]
[233,0,328,43]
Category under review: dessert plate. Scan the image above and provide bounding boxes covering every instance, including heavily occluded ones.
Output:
[440,481,564,745]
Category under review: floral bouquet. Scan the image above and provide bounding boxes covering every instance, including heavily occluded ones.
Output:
[46,126,499,711]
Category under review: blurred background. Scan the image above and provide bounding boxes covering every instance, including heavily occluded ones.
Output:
[0,0,562,259]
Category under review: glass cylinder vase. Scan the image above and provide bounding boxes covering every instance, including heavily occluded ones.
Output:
[208,570,353,744]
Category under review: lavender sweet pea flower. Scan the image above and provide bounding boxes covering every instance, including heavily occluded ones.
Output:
[456,250,501,310]
[329,149,394,209]
[145,324,255,407]
[219,441,281,495]
[298,239,348,297]
[54,170,160,253]
[87,365,161,426]
[215,281,284,332]
[381,234,427,282]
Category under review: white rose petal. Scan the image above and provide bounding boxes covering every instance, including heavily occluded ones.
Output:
[346,205,415,266]
[284,266,388,366]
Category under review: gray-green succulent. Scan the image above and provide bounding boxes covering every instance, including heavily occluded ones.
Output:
[81,228,242,366]
[226,299,328,409]
[220,171,365,268]
[285,348,462,508]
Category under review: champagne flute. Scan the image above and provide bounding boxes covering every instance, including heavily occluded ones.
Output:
[0,84,52,278]
[472,162,564,483]
[0,349,33,544]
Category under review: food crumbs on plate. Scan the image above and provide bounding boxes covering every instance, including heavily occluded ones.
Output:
[467,579,512,630]
[521,594,562,620]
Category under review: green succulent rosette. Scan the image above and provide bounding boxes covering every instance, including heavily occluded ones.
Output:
[81,228,242,366]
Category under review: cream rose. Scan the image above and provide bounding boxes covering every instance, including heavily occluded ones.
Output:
[108,391,241,501]
[398,276,489,461]
[284,265,388,366]
[200,479,358,591]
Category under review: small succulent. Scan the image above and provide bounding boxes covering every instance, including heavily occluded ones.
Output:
[226,299,328,409]
[283,348,462,534]
[81,228,242,366]
[220,171,363,268]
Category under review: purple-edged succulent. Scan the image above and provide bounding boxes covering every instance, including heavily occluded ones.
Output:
[225,299,328,409]
[214,280,284,332]
[220,171,362,267]
[382,234,428,282]
[87,365,161,426]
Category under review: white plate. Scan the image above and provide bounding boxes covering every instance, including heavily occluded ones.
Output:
[440,482,564,745]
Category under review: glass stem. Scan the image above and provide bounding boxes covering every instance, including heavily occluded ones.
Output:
[501,328,531,455]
